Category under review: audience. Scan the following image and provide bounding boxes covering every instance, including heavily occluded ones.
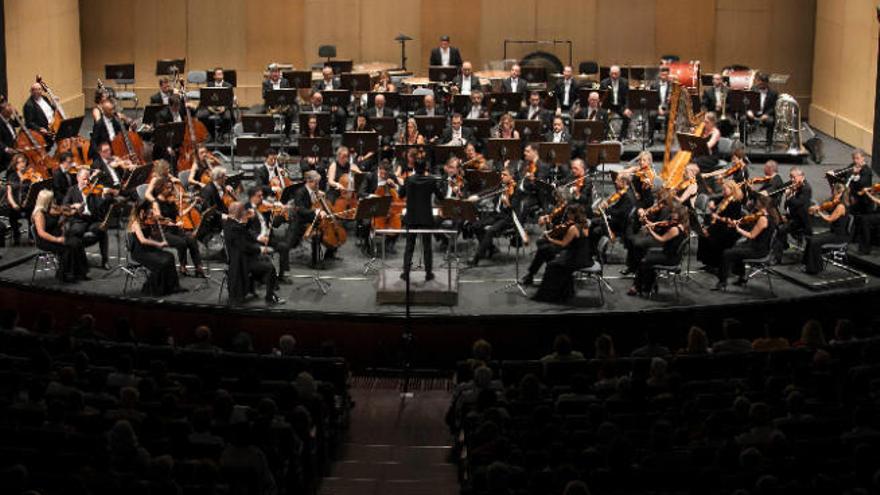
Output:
[712,318,753,353]
[541,334,586,362]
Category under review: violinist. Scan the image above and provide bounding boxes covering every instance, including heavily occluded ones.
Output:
[52,151,77,200]
[461,143,488,172]
[857,182,880,254]
[713,195,778,290]
[187,144,221,190]
[491,113,520,140]
[63,169,114,269]
[531,204,594,303]
[675,164,700,208]
[629,206,689,296]
[89,100,124,161]
[327,146,363,204]
[802,184,849,275]
[223,201,284,306]
[589,173,635,246]
[624,187,675,276]
[128,199,182,296]
[517,143,544,216]
[841,149,873,215]
[5,154,39,246]
[91,142,134,197]
[441,113,475,146]
[31,190,89,283]
[468,168,519,267]
[697,179,744,273]
[0,100,19,172]
[781,167,813,246]
[150,175,206,278]
[623,150,657,208]
[750,160,784,206]
[23,82,57,146]
[291,170,337,268]
[253,148,285,198]
[198,167,234,238]
[440,157,465,200]
[245,187,291,284]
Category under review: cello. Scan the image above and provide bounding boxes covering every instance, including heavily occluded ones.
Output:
[331,171,359,220]
[371,179,404,232]
[174,69,209,172]
[304,191,348,249]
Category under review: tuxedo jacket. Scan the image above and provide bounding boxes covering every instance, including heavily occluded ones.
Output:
[429,47,463,67]
[501,77,528,95]
[400,174,440,227]
[452,74,481,93]
[701,86,730,115]
[23,97,54,132]
[554,79,580,109]
[599,77,629,109]
[440,126,476,145]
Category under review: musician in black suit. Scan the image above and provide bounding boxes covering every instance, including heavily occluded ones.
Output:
[290,170,339,268]
[314,66,341,91]
[223,201,284,306]
[155,95,186,125]
[745,73,778,149]
[452,61,481,95]
[52,152,77,200]
[196,67,235,140]
[22,83,57,146]
[149,77,176,105]
[90,100,125,160]
[573,92,609,142]
[463,90,489,120]
[63,169,115,269]
[0,100,19,173]
[399,159,441,281]
[253,148,284,199]
[648,67,673,143]
[782,167,813,242]
[501,64,528,96]
[544,116,571,144]
[429,35,463,68]
[517,92,551,131]
[701,73,730,116]
[367,94,396,119]
[599,65,632,139]
[244,187,291,283]
[302,91,347,134]
[440,113,476,146]
[198,166,232,239]
[469,168,521,267]
[415,94,445,117]
[590,173,635,248]
[554,66,580,113]
[754,160,785,210]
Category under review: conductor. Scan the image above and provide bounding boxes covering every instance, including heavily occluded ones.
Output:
[399,159,440,282]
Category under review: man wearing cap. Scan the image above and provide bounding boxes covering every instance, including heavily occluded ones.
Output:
[430,35,462,68]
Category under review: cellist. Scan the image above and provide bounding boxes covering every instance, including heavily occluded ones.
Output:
[23,83,57,147]
[358,160,404,254]
[291,170,340,268]
[327,146,363,205]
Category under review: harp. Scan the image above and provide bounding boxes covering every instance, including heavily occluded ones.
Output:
[660,81,705,188]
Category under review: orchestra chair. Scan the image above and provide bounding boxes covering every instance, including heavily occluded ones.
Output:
[113,80,139,111]
[820,214,854,269]
[136,184,149,201]
[742,229,779,296]
[649,236,691,302]
[576,235,613,305]
[217,242,230,304]
[122,234,152,296]
[178,170,190,186]
[186,71,207,101]
[29,225,60,282]
[319,45,337,64]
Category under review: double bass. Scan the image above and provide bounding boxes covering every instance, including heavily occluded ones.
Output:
[38,76,92,166]
[10,106,57,176]
[110,113,146,166]
[35,75,64,135]
[174,70,209,172]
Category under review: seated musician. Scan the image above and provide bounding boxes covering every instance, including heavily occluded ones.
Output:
[441,113,475,146]
[196,67,235,141]
[439,157,465,201]
[648,67,672,145]
[64,169,116,269]
[127,200,182,296]
[358,160,403,254]
[6,154,39,246]
[574,91,609,123]
[303,91,346,134]
[744,73,778,149]
[369,94,396,118]
[545,116,570,144]
[554,66,580,114]
[396,147,423,181]
[350,114,379,171]
[532,204,594,303]
[803,184,849,275]
[327,146,363,203]
[518,92,550,130]
[23,82,58,147]
[539,155,571,188]
[430,35,463,67]
[464,90,488,120]
[198,166,234,238]
[599,65,632,139]
[629,206,689,296]
[0,100,19,172]
[781,167,813,241]
[144,160,205,278]
[501,64,527,96]
[702,74,730,116]
[623,187,676,275]
[52,152,77,200]
[186,144,221,190]
[694,113,722,173]
[245,187,291,284]
[223,201,284,306]
[516,143,545,218]
[262,63,294,136]
[462,143,488,171]
[697,179,744,272]
[150,77,176,106]
[675,164,700,208]
[253,148,285,198]
[589,173,636,248]
[90,100,125,161]
[91,142,137,196]
[291,170,341,267]
[491,113,520,140]
[372,71,397,93]
[416,94,444,117]
[31,190,90,282]
[750,160,784,209]
[857,184,880,254]
[622,150,657,208]
[314,66,340,92]
[399,118,426,146]
[156,95,185,125]
[713,195,777,290]
[452,61,481,95]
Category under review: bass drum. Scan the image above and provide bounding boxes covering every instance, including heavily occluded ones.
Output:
[724,69,756,90]
[664,61,700,89]
[520,51,564,75]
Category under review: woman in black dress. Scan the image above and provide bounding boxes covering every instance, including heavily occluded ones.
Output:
[628,206,689,296]
[5,154,39,246]
[31,190,90,283]
[532,205,594,303]
[128,200,181,296]
[713,195,778,290]
[697,179,743,272]
[153,177,206,278]
[803,184,849,275]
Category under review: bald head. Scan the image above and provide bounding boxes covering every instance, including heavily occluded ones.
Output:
[228,201,245,221]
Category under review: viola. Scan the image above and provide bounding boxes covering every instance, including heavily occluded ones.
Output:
[81,183,107,196]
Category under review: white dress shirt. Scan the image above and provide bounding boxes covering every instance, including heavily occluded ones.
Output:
[510,78,519,93]
[36,97,55,124]
[563,80,572,106]
[611,80,619,106]
[440,48,450,66]
[461,76,472,95]
[103,118,117,141]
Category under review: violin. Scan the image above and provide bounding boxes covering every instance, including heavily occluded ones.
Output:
[447,174,465,198]
[461,154,487,170]
[647,220,676,230]
[737,212,766,226]
[810,193,843,215]
[722,157,745,178]
[258,201,291,222]
[601,186,628,210]
[709,194,736,224]
[20,167,46,183]
[48,204,78,217]
[675,177,696,193]
[635,164,655,189]
[858,183,880,196]
[547,220,574,240]
[747,175,773,185]
[81,183,106,196]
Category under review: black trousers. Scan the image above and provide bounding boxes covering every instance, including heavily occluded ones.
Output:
[625,231,661,271]
[527,238,561,277]
[267,233,291,275]
[165,230,202,268]
[634,251,677,293]
[403,226,433,274]
[7,207,30,243]
[803,232,848,274]
[291,220,336,267]
[248,255,277,300]
[474,214,511,261]
[857,213,880,253]
[720,244,764,284]
[742,116,775,147]
[67,219,109,263]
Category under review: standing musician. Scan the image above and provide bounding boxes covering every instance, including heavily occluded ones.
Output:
[856,184,880,254]
[63,169,116,269]
[464,90,488,120]
[648,67,673,144]
[90,100,125,161]
[501,64,528,96]
[245,187,292,284]
[589,173,636,247]
[149,77,176,105]
[31,189,90,282]
[429,35,463,67]
[452,62,481,96]
[441,113,475,146]
[713,195,777,290]
[629,206,689,296]
[22,82,58,146]
[554,66,580,114]
[223,202,284,305]
[600,65,632,139]
[803,183,849,275]
[197,67,235,140]
[744,73,778,149]
[5,154,41,246]
[0,99,20,172]
[531,204,594,303]
[399,159,441,281]
[701,74,730,117]
[491,113,520,140]
[697,179,744,272]
[53,152,77,200]
[291,170,341,267]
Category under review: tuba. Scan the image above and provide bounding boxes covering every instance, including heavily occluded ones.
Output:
[774,93,802,155]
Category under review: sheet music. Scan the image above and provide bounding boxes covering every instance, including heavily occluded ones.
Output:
[512,210,529,245]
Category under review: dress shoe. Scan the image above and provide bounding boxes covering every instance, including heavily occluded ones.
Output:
[399,271,409,282]
[178,267,189,277]
[520,274,534,286]
[194,268,207,278]
[425,272,435,282]
[100,262,111,270]
[710,282,727,292]
[278,275,293,285]
[266,294,286,306]
[619,267,633,276]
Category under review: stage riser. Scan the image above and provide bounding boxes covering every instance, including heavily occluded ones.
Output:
[376,269,459,306]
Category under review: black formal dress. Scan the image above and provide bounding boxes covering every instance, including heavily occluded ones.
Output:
[34,211,89,282]
[697,198,743,269]
[129,225,180,296]
[223,219,277,304]
[400,174,441,275]
[634,226,686,294]
[158,201,202,269]
[803,208,849,274]
[719,217,776,284]
[532,225,593,303]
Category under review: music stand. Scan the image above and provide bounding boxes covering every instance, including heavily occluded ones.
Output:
[156,59,186,76]
[234,137,271,161]
[452,94,470,114]
[122,164,152,195]
[55,117,84,141]
[428,66,458,83]
[105,64,135,81]
[572,120,605,143]
[367,92,400,110]
[486,138,522,163]
[728,90,759,115]
[340,73,371,94]
[399,94,425,114]
[629,89,659,111]
[299,112,331,136]
[414,116,446,139]
[142,104,165,127]
[356,196,393,273]
[343,131,379,158]
[439,199,478,222]
[321,89,351,108]
[514,119,544,142]
[200,87,233,109]
[521,66,547,84]
[266,89,298,110]
[298,137,333,162]
[368,117,398,136]
[539,142,572,164]
[433,145,466,165]
[327,60,353,75]
[586,142,621,181]
[282,71,312,89]
[153,122,185,154]
[464,118,492,139]
[23,179,51,211]
[677,132,709,157]
[488,92,522,113]
[464,170,501,194]
[241,115,277,136]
